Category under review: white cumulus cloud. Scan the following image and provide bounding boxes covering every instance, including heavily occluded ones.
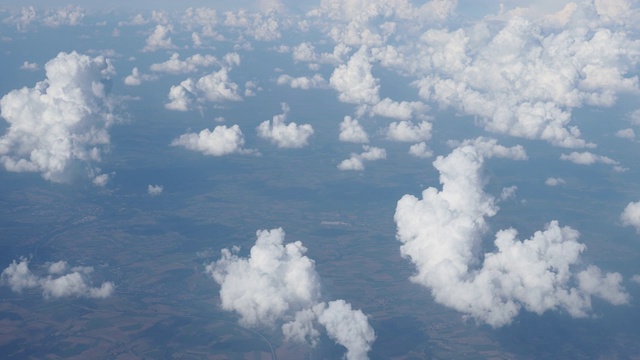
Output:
[257,103,314,148]
[339,116,369,143]
[171,124,256,156]
[385,120,432,142]
[165,68,242,111]
[0,51,118,184]
[1,258,114,299]
[148,184,163,196]
[620,201,640,233]
[337,145,386,171]
[206,228,375,359]
[394,137,628,327]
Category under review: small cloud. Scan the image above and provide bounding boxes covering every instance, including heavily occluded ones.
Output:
[257,103,314,148]
[1,258,114,299]
[19,61,39,71]
[148,184,163,196]
[142,24,176,52]
[338,116,369,143]
[408,142,433,159]
[545,177,566,186]
[615,128,635,139]
[621,201,640,233]
[337,145,386,171]
[171,124,257,156]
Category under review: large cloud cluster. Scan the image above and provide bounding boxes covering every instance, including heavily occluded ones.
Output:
[408,9,640,147]
[394,137,628,327]
[0,51,118,184]
[1,258,114,299]
[206,228,375,359]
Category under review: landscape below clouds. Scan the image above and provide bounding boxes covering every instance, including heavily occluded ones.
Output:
[0,0,639,358]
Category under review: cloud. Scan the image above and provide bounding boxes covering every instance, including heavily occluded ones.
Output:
[143,24,176,52]
[1,258,114,299]
[223,9,281,41]
[620,201,640,233]
[316,300,376,360]
[206,228,375,359]
[92,173,110,187]
[330,46,380,105]
[3,6,37,31]
[337,145,386,171]
[123,67,158,86]
[499,185,518,201]
[408,142,433,158]
[629,109,640,125]
[20,61,39,71]
[149,52,221,74]
[0,51,118,184]
[257,103,314,148]
[394,137,628,327]
[366,98,427,120]
[385,120,432,142]
[43,5,85,27]
[148,184,163,196]
[165,68,242,111]
[545,177,566,186]
[339,116,369,143]
[406,10,640,147]
[559,151,626,171]
[276,74,328,89]
[171,124,256,156]
[615,128,635,139]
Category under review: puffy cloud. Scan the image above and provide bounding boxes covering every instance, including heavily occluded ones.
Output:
[330,47,380,104]
[4,6,37,31]
[629,109,640,125]
[206,228,375,358]
[224,9,281,41]
[276,74,329,89]
[149,53,221,74]
[20,61,39,71]
[143,24,176,52]
[366,98,427,120]
[559,151,624,171]
[339,116,369,143]
[499,185,518,201]
[165,68,242,111]
[148,184,163,196]
[207,228,321,327]
[615,128,635,139]
[123,67,158,86]
[337,145,386,171]
[545,177,566,186]
[1,258,114,299]
[171,124,256,156]
[385,120,432,142]
[317,300,376,360]
[92,173,110,187]
[408,142,433,158]
[0,51,118,183]
[620,201,640,233]
[394,137,627,327]
[42,5,85,27]
[257,103,314,148]
[409,11,640,147]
